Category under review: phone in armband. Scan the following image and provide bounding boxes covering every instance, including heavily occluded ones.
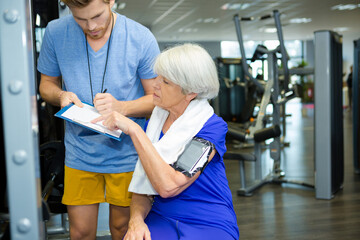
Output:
[171,137,214,177]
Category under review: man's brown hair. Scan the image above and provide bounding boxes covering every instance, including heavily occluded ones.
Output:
[61,0,110,8]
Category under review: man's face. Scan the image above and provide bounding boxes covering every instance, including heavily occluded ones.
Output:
[71,0,112,40]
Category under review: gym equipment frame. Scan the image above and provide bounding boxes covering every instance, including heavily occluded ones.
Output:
[0,0,45,239]
[227,10,313,196]
[353,38,360,174]
[314,30,344,200]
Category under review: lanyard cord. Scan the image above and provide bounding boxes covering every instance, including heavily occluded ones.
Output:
[85,12,114,103]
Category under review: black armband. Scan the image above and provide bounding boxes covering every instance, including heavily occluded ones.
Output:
[171,137,214,177]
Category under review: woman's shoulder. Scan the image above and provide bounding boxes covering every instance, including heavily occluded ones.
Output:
[202,114,228,133]
[196,114,228,146]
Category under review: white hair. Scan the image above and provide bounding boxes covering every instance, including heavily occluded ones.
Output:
[153,43,219,99]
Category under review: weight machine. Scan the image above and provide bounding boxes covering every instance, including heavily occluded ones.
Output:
[0,1,70,239]
[314,30,344,199]
[34,0,70,236]
[0,0,45,239]
[225,10,313,196]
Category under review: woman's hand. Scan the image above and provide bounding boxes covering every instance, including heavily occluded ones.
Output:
[93,92,119,115]
[91,111,134,135]
[123,217,151,240]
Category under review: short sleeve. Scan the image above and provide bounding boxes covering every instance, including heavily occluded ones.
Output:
[37,23,61,77]
[137,29,160,80]
[195,114,228,157]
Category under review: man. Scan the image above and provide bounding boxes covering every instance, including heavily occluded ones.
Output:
[347,65,353,109]
[37,0,160,239]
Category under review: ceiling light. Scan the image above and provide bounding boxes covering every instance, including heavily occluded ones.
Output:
[333,27,349,32]
[331,4,358,10]
[203,18,219,23]
[118,3,126,9]
[259,27,277,33]
[221,3,250,10]
[179,28,198,33]
[289,18,312,24]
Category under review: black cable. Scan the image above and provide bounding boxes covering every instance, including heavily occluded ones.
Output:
[85,12,114,103]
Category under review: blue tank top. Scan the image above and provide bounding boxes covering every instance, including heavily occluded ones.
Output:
[146,114,239,239]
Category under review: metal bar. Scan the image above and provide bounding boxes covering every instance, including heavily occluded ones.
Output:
[353,39,360,173]
[314,31,333,200]
[239,161,246,189]
[0,0,44,239]
[273,10,289,140]
[273,10,289,92]
[233,14,264,93]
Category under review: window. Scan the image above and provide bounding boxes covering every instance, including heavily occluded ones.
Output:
[220,40,304,82]
[220,41,240,58]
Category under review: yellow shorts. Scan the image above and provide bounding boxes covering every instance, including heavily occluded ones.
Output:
[62,165,133,206]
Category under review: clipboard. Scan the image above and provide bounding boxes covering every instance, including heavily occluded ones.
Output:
[55,102,122,141]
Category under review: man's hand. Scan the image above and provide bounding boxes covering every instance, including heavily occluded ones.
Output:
[59,91,83,109]
[93,92,119,115]
[123,218,151,240]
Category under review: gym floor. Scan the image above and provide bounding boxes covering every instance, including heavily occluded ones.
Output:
[47,99,360,240]
[226,99,360,240]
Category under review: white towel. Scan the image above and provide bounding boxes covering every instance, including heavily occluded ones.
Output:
[128,99,214,195]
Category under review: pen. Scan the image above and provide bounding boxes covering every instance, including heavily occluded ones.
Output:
[102,89,107,93]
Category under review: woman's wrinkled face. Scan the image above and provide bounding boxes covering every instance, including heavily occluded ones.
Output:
[152,75,187,110]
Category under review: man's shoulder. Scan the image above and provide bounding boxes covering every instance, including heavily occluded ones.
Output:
[47,15,73,29]
[117,13,152,35]
[44,15,84,45]
[46,15,76,37]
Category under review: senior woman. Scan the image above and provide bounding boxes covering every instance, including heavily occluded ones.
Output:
[94,44,239,240]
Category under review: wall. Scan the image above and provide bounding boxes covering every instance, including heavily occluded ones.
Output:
[304,33,359,79]
[304,40,315,67]
[343,32,360,76]
[158,41,221,58]
[159,36,357,76]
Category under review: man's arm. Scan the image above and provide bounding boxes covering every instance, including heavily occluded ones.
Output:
[94,77,155,117]
[117,77,155,117]
[39,73,83,108]
[39,74,63,106]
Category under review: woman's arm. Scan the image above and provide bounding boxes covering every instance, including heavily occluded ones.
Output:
[93,112,216,198]
[129,122,216,198]
[124,193,153,240]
